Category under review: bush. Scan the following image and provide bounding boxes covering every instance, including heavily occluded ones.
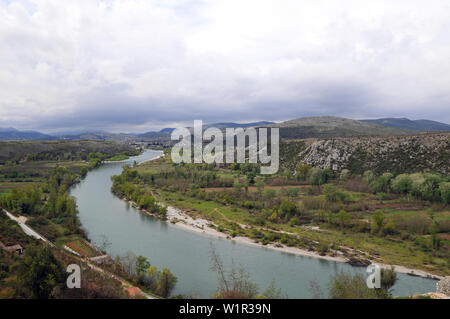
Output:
[319,242,329,255]
[289,216,300,226]
[376,192,389,200]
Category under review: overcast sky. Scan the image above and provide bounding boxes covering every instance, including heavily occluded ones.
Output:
[1,0,449,133]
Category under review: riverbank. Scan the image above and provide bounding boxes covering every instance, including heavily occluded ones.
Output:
[125,199,443,280]
[136,152,164,165]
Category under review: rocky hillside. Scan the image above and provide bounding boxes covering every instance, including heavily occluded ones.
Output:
[291,133,449,175]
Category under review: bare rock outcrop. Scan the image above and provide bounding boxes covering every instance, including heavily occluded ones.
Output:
[297,133,449,174]
[436,276,450,297]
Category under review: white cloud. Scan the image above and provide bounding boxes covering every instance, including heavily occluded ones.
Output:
[0,0,449,132]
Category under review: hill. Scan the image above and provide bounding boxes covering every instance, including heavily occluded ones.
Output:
[56,132,137,141]
[270,116,409,139]
[282,133,449,175]
[138,121,275,140]
[361,118,450,131]
[0,140,138,164]
[0,128,51,141]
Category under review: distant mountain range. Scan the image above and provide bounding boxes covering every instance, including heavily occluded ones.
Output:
[0,127,52,141]
[0,121,276,141]
[137,121,275,138]
[0,118,447,141]
[361,118,450,131]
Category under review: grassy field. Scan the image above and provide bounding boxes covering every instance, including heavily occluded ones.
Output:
[124,155,450,276]
[0,160,88,193]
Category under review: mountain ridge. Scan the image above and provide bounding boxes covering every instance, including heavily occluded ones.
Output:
[270,116,410,139]
[2,117,448,141]
[361,117,450,131]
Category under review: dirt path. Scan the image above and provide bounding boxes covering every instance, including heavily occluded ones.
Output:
[3,209,157,299]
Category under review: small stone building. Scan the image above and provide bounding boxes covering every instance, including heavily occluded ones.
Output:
[0,241,23,254]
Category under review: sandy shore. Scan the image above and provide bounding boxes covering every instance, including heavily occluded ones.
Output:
[132,203,352,263]
[377,264,442,280]
[137,152,164,165]
[103,150,164,164]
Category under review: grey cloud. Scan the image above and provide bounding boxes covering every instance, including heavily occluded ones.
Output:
[0,0,449,132]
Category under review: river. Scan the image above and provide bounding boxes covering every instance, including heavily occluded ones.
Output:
[70,149,437,298]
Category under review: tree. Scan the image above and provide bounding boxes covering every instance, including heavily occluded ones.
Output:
[337,210,350,230]
[380,267,397,295]
[328,271,377,299]
[329,269,396,299]
[120,251,137,276]
[279,200,297,221]
[439,182,450,204]
[261,279,286,299]
[391,174,412,194]
[309,168,323,185]
[17,246,65,299]
[372,210,385,234]
[138,265,159,290]
[363,170,375,184]
[323,184,338,202]
[296,164,312,181]
[136,256,150,275]
[309,168,332,185]
[370,174,392,194]
[156,268,177,298]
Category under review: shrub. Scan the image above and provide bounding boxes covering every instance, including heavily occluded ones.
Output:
[319,242,329,255]
[289,216,300,226]
[371,210,385,234]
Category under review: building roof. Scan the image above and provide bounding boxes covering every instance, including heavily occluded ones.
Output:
[2,244,23,253]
